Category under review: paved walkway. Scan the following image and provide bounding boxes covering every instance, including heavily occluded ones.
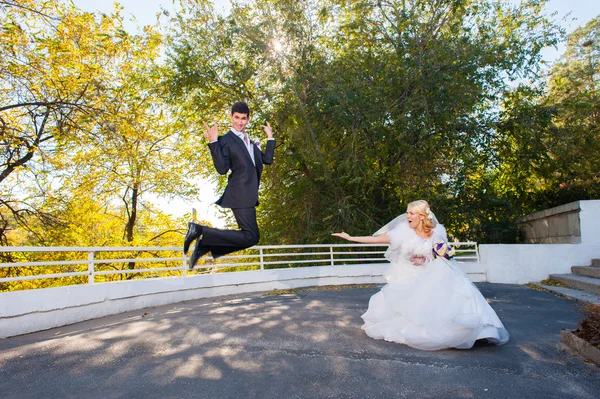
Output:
[0,283,598,399]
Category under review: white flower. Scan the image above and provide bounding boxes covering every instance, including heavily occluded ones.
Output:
[425,208,433,220]
[433,241,456,259]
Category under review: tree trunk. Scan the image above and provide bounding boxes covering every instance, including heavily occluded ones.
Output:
[125,183,139,274]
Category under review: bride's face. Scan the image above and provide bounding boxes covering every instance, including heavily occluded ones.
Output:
[406,208,424,230]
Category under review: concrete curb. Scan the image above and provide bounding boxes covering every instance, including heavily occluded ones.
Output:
[561,329,600,366]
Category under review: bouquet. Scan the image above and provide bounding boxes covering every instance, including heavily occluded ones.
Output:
[432,240,455,260]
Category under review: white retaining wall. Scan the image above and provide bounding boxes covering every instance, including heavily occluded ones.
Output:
[481,200,600,284]
[580,200,600,245]
[0,264,387,339]
[478,243,600,284]
[467,201,600,284]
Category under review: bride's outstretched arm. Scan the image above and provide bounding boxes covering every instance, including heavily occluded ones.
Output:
[331,232,390,244]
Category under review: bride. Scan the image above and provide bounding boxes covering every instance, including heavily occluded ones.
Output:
[332,200,509,351]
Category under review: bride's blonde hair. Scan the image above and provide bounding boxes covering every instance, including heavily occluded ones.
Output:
[407,200,436,233]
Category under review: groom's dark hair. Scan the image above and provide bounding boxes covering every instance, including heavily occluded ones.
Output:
[231,101,250,116]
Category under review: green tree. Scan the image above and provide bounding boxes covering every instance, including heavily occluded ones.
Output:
[55,27,199,246]
[1,1,206,250]
[543,15,600,201]
[0,0,145,243]
[165,0,562,243]
[493,15,600,228]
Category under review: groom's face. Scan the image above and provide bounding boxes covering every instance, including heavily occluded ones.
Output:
[231,112,250,132]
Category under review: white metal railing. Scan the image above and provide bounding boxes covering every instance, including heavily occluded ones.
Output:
[0,242,478,290]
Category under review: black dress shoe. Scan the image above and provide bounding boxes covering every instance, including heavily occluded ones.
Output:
[183,222,203,254]
[189,239,210,269]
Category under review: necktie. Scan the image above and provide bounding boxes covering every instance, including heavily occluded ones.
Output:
[241,131,255,165]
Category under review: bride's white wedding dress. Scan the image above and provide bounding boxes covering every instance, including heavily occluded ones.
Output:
[361,221,509,350]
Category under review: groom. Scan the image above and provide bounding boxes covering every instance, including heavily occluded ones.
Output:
[183,101,276,268]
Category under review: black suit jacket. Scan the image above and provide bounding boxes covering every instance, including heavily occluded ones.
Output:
[208,131,275,208]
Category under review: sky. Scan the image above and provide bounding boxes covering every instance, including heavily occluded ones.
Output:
[70,0,600,226]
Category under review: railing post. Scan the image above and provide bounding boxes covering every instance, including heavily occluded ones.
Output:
[259,248,264,270]
[182,252,188,277]
[87,251,95,284]
[475,243,480,262]
[330,246,334,266]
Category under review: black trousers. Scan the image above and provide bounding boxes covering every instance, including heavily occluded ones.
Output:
[201,207,260,258]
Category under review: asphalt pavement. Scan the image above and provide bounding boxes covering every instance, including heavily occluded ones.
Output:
[0,283,598,399]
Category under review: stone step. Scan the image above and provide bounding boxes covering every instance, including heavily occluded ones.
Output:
[592,259,600,267]
[530,283,600,306]
[549,273,600,295]
[572,266,600,279]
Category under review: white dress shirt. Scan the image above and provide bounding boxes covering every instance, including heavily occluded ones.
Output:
[210,127,274,167]
[231,128,255,165]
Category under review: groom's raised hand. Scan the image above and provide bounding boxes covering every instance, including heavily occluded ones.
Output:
[203,121,219,142]
[261,121,274,139]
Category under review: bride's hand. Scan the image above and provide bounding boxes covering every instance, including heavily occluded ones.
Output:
[410,255,426,266]
[332,232,351,241]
